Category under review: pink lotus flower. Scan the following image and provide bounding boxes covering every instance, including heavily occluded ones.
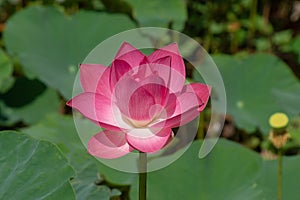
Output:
[67,42,211,159]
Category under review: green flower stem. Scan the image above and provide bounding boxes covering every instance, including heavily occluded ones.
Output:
[197,114,205,140]
[278,149,282,200]
[139,152,147,200]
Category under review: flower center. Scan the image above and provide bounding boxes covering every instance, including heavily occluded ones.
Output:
[124,104,164,128]
[130,119,153,128]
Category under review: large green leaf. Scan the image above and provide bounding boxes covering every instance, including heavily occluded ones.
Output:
[129,139,263,200]
[0,48,14,93]
[0,78,60,126]
[73,162,122,200]
[4,5,135,99]
[5,89,60,125]
[22,114,132,199]
[22,114,93,169]
[194,53,300,133]
[124,0,187,30]
[130,139,300,199]
[257,156,300,200]
[0,131,75,199]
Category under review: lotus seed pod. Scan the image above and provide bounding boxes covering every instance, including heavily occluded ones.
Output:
[269,113,289,131]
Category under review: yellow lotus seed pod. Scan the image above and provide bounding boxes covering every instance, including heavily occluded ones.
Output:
[269,113,289,130]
